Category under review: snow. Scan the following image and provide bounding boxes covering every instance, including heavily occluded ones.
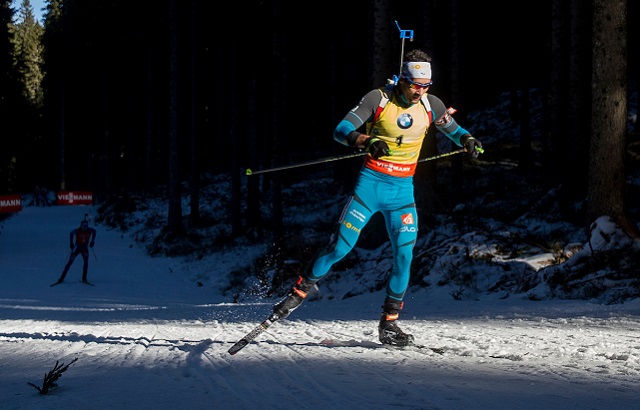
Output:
[1,204,640,410]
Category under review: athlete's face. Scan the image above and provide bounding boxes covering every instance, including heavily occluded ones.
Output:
[401,77,431,104]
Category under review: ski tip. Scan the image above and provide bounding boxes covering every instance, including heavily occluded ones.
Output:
[228,339,249,355]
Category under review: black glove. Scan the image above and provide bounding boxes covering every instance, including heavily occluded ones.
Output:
[90,241,95,248]
[461,134,483,158]
[364,137,390,159]
[69,243,74,250]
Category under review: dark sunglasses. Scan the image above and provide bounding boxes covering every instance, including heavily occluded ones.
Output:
[405,77,433,89]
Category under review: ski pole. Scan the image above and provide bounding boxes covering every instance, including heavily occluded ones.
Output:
[417,146,484,163]
[245,146,483,175]
[63,249,72,264]
[418,149,465,163]
[245,152,366,176]
[92,247,98,262]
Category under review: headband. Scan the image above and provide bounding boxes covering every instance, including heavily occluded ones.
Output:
[401,62,432,79]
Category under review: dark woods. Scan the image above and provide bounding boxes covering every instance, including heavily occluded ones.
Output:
[1,0,638,240]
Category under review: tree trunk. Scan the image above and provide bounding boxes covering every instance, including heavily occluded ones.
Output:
[144,41,153,193]
[167,0,182,235]
[544,0,571,188]
[561,0,592,215]
[100,65,110,200]
[370,0,393,88]
[59,81,65,190]
[189,0,200,224]
[270,1,284,240]
[589,0,638,237]
[449,0,464,200]
[414,0,439,218]
[245,77,261,239]
[518,88,533,173]
[230,39,242,237]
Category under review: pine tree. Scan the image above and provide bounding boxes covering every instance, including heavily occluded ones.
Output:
[0,0,22,192]
[40,0,65,190]
[12,0,44,108]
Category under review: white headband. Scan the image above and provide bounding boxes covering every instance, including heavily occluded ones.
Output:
[401,62,432,79]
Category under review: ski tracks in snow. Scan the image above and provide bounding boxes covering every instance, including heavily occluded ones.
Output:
[212,314,640,409]
[2,313,639,409]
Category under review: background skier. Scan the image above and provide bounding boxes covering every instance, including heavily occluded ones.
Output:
[54,220,97,285]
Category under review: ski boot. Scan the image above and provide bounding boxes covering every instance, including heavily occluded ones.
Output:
[378,297,414,347]
[273,276,315,319]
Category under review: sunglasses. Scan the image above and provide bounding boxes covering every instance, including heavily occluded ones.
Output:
[405,78,433,90]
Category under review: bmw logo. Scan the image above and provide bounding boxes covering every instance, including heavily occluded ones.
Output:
[397,114,413,129]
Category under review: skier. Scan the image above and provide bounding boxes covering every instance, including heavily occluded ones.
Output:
[272,49,483,346]
[55,220,97,284]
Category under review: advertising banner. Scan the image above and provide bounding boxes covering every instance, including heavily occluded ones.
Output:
[56,191,93,205]
[0,194,22,213]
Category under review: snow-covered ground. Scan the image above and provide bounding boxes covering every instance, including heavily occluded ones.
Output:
[1,204,639,410]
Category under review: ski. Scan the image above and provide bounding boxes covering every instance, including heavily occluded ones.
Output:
[228,313,280,355]
[50,280,95,287]
[378,340,446,354]
[382,343,447,354]
[414,345,446,354]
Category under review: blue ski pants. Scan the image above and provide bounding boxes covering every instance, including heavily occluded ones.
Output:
[305,167,418,301]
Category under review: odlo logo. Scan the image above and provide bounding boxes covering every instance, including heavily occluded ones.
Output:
[399,213,417,233]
